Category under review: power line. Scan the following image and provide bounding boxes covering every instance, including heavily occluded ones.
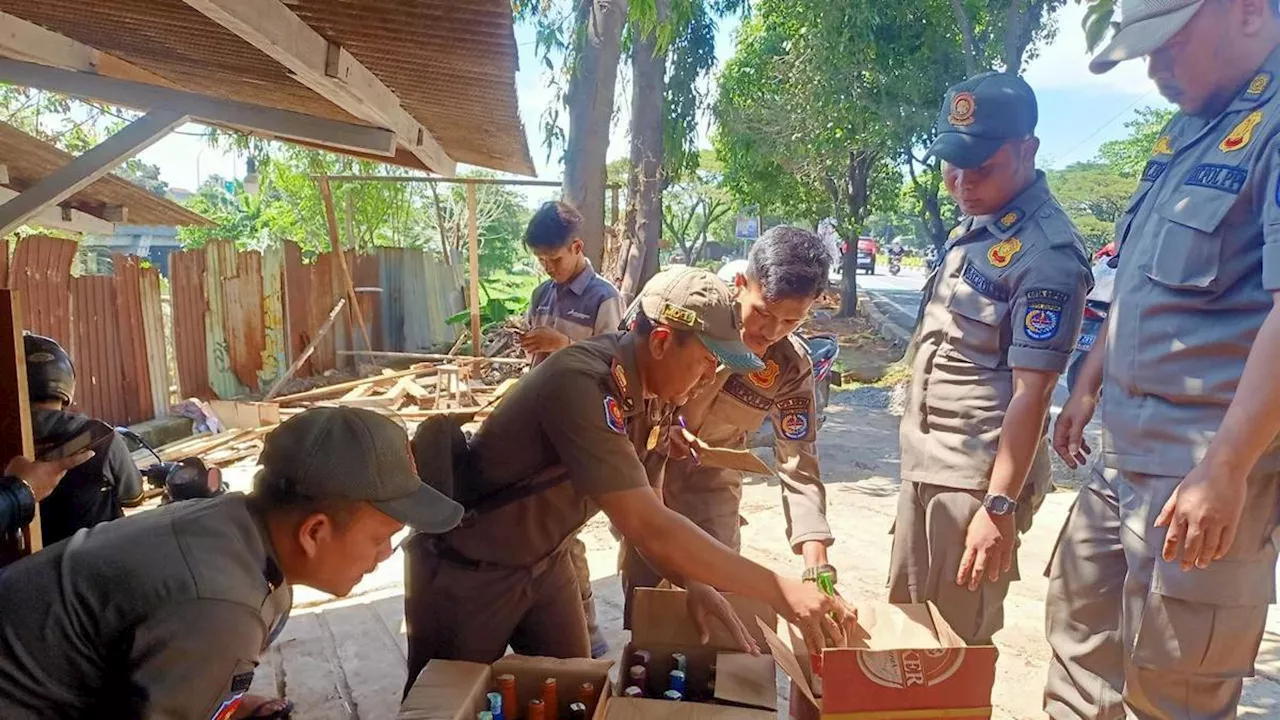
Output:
[1054,90,1154,164]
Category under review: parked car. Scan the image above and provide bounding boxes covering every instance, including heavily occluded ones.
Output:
[855,237,878,275]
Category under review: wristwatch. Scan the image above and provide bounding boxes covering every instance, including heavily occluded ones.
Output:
[983,493,1018,517]
[802,564,837,584]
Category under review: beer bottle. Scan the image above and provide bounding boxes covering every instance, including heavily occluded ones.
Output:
[578,682,596,716]
[663,690,683,702]
[486,691,505,720]
[527,698,546,720]
[541,677,557,715]
[478,712,494,720]
[496,674,518,720]
[631,649,652,670]
[623,686,644,698]
[568,701,589,720]
[628,665,648,696]
[668,669,686,696]
[671,653,687,673]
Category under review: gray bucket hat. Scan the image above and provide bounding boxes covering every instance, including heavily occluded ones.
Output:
[1090,0,1206,74]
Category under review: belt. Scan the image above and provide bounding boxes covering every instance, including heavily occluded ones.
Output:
[414,533,573,576]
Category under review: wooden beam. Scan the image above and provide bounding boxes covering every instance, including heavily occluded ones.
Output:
[0,110,186,237]
[0,290,39,564]
[263,297,346,401]
[0,10,183,89]
[316,176,373,358]
[0,58,397,158]
[467,183,481,358]
[0,187,114,235]
[179,0,455,175]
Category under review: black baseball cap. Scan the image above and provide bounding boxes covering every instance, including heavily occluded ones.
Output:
[925,72,1038,169]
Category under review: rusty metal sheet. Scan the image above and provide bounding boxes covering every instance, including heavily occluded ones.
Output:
[168,248,212,399]
[204,241,242,399]
[283,242,311,375]
[352,252,381,352]
[111,254,152,423]
[308,252,341,374]
[138,265,170,417]
[259,248,288,391]
[221,249,266,393]
[69,275,124,424]
[10,236,75,349]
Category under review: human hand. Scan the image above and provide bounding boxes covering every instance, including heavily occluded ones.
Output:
[1053,392,1098,468]
[6,451,94,502]
[685,580,760,655]
[518,327,571,354]
[666,426,693,460]
[776,576,856,653]
[1155,460,1248,571]
[957,509,1015,591]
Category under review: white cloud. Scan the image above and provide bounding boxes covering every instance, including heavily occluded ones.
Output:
[1024,3,1157,96]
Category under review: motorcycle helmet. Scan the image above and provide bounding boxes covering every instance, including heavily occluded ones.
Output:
[24,333,75,405]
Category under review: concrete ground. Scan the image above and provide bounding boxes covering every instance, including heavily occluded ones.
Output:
[230,386,1280,719]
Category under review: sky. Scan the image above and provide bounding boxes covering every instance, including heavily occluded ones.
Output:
[135,3,1169,204]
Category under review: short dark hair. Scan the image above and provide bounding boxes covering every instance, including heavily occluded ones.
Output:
[249,471,360,529]
[745,226,831,301]
[524,201,583,250]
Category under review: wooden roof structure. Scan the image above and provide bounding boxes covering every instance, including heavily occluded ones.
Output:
[0,121,210,232]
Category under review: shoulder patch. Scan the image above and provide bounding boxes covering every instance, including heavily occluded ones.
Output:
[603,395,626,434]
[995,209,1023,232]
[210,672,254,720]
[1142,160,1167,183]
[778,411,811,441]
[1151,135,1174,156]
[722,375,773,411]
[1023,289,1067,341]
[1248,72,1272,97]
[1220,110,1264,153]
[748,359,780,389]
[776,396,812,412]
[1185,163,1247,194]
[962,262,1009,301]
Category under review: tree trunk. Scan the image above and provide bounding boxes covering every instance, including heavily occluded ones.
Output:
[562,0,629,266]
[620,0,670,300]
[948,0,981,76]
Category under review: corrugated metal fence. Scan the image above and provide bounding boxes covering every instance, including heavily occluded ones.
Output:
[8,236,464,425]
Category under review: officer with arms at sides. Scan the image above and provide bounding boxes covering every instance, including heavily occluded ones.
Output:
[402,267,852,694]
[518,200,625,658]
[0,406,463,720]
[889,71,1092,646]
[620,226,838,625]
[24,333,145,545]
[1047,1,1280,718]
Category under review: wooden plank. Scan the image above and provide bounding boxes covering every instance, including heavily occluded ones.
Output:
[341,382,379,401]
[263,297,346,401]
[273,365,438,405]
[209,400,281,429]
[467,183,481,357]
[0,289,38,563]
[337,350,527,366]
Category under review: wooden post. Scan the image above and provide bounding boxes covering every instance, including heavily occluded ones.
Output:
[467,183,481,358]
[611,186,620,228]
[0,290,39,565]
[317,175,373,358]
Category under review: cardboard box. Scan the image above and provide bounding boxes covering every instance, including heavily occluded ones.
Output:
[760,601,997,720]
[605,588,778,719]
[399,654,613,720]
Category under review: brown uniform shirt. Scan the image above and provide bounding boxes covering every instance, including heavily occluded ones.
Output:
[0,493,292,719]
[655,336,831,550]
[443,333,661,567]
[901,172,1092,491]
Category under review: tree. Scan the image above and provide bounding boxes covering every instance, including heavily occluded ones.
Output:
[1096,106,1176,179]
[1046,162,1133,253]
[663,169,735,265]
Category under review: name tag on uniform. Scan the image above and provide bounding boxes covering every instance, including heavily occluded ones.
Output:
[962,262,1008,301]
[1142,160,1167,183]
[1185,163,1247,194]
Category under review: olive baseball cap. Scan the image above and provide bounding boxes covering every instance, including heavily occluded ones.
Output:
[636,267,764,372]
[1090,0,1204,74]
[258,407,463,532]
[925,72,1038,170]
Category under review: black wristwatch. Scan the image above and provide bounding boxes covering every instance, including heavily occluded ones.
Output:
[983,493,1018,517]
[802,564,837,584]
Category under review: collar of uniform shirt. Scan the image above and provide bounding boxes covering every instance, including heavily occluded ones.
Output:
[617,334,647,417]
[981,170,1053,240]
[1221,46,1280,117]
[564,259,598,296]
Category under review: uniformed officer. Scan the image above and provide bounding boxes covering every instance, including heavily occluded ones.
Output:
[619,226,837,624]
[888,72,1092,646]
[403,267,851,693]
[0,407,463,719]
[1046,2,1280,718]
[517,200,625,658]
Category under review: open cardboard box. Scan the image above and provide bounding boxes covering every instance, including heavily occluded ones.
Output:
[759,601,997,720]
[399,654,613,720]
[604,587,778,720]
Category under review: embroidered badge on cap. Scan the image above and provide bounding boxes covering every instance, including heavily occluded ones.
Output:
[996,210,1022,231]
[1142,160,1167,183]
[779,411,810,440]
[948,91,976,127]
[1220,110,1264,153]
[603,396,626,434]
[210,672,254,720]
[1151,136,1174,156]
[1023,289,1068,341]
[1185,163,1248,194]
[659,302,699,328]
[1248,72,1272,97]
[987,237,1022,268]
[749,359,780,389]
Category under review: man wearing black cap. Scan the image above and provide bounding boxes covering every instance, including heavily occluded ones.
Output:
[888,72,1092,645]
[1047,1,1280,717]
[0,407,463,720]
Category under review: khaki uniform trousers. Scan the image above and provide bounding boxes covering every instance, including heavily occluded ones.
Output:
[402,534,590,698]
[1044,464,1280,720]
[887,442,1050,645]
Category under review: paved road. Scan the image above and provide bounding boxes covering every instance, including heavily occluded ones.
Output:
[851,267,928,331]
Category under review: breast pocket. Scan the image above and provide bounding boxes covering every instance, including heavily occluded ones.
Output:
[945,282,1009,369]
[1145,185,1236,291]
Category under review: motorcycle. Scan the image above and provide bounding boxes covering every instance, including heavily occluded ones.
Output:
[747,332,840,449]
[117,427,227,504]
[888,257,902,276]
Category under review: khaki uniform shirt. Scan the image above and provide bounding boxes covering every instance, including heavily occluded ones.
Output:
[1103,55,1280,477]
[0,494,292,719]
[657,336,831,550]
[901,172,1092,490]
[527,261,624,366]
[445,333,661,567]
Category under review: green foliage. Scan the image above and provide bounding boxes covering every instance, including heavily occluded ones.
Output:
[1077,0,1117,53]
[1096,107,1176,179]
[1046,162,1134,253]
